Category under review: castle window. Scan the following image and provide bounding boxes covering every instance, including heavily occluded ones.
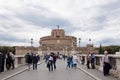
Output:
[56,32,60,37]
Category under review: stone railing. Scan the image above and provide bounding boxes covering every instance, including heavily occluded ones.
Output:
[14,55,44,68]
[78,53,120,78]
[14,55,25,67]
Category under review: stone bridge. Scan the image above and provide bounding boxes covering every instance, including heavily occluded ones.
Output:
[0,53,120,80]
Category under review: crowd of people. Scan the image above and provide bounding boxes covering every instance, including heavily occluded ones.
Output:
[85,51,111,76]
[25,53,40,70]
[66,54,78,69]
[44,51,112,77]
[0,50,112,77]
[0,52,15,73]
[44,52,79,71]
[86,52,95,69]
[44,52,57,71]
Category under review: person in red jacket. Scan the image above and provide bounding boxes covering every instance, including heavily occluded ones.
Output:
[52,53,57,69]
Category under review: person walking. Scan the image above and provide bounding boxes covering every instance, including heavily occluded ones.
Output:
[102,51,111,76]
[44,54,49,63]
[0,52,5,72]
[70,55,73,68]
[6,53,12,70]
[66,55,71,69]
[81,56,85,65]
[10,52,15,69]
[91,52,95,69]
[32,54,38,70]
[47,54,53,71]
[53,53,57,69]
[25,53,32,70]
[72,54,78,69]
[86,52,90,69]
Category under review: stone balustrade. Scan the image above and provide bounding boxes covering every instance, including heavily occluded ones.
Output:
[78,52,120,78]
[14,55,25,67]
[14,55,44,68]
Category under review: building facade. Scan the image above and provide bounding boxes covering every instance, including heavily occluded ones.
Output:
[39,29,77,55]
[39,28,97,55]
[15,28,97,55]
[15,46,38,55]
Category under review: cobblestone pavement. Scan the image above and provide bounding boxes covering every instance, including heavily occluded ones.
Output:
[7,60,95,80]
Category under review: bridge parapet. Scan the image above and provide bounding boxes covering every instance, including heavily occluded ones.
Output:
[14,55,25,67]
[78,52,120,78]
[14,55,43,68]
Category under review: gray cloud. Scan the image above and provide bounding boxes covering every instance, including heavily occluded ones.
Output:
[0,0,120,47]
[15,8,72,29]
[0,33,24,42]
[100,38,120,46]
[0,15,8,20]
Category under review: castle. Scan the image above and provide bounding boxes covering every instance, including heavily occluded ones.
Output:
[15,28,97,55]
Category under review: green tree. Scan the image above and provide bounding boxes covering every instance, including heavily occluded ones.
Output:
[99,44,103,54]
[0,46,15,54]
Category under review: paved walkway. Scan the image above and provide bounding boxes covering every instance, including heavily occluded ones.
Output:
[0,60,120,80]
[78,63,120,80]
[0,61,43,80]
[0,65,27,80]
[5,60,95,80]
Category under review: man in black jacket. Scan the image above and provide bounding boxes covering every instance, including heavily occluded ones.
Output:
[25,53,32,70]
[0,52,5,72]
[32,54,38,70]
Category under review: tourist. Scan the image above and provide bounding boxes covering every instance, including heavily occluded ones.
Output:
[47,54,53,71]
[32,53,38,70]
[91,52,95,69]
[52,53,57,69]
[81,56,85,65]
[70,55,73,68]
[44,54,49,63]
[66,55,71,69]
[102,51,112,76]
[72,54,78,69]
[86,52,90,69]
[0,52,5,72]
[10,52,15,69]
[25,53,32,70]
[6,52,12,70]
[36,54,40,61]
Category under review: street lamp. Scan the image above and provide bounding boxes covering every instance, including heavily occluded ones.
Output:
[31,38,33,53]
[79,38,81,47]
[79,38,81,54]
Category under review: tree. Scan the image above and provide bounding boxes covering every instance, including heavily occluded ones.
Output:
[0,46,15,54]
[99,44,103,54]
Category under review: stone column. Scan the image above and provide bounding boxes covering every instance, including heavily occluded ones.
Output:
[15,57,18,68]
[116,52,120,71]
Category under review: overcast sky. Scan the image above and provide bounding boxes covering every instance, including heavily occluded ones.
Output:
[0,0,120,47]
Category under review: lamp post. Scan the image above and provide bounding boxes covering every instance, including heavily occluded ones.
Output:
[31,38,33,53]
[79,38,81,54]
